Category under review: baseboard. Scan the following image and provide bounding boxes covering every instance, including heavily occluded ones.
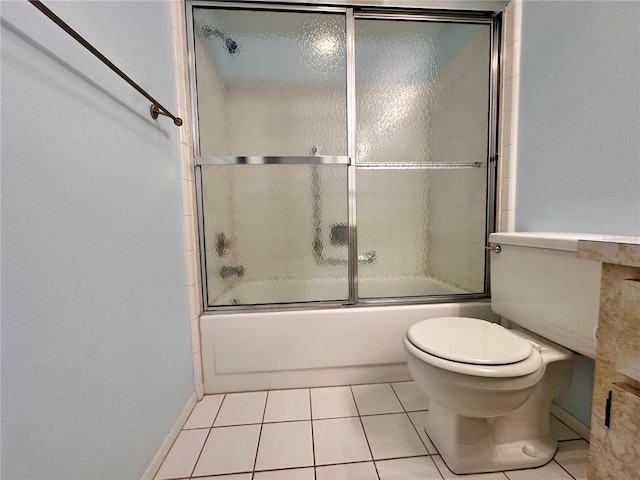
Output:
[550,403,591,441]
[141,391,198,480]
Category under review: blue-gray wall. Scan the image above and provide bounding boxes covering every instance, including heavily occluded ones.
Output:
[516,0,640,236]
[1,1,194,478]
[516,0,640,427]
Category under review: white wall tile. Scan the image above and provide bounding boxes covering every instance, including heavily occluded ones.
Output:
[192,352,203,388]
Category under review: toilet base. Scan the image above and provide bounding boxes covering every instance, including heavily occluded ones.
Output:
[424,401,557,474]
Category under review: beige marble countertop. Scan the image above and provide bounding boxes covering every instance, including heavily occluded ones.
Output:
[577,236,640,268]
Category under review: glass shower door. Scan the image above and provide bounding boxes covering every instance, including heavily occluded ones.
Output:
[192,7,349,307]
[354,16,492,299]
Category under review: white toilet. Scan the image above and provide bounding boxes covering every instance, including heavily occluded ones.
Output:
[404,232,602,474]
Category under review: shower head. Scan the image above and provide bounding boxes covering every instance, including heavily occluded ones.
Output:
[201,25,240,56]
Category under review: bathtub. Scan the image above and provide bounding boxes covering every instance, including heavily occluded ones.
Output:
[200,289,497,393]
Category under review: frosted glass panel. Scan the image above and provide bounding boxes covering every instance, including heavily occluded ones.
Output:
[201,165,348,306]
[355,19,490,298]
[193,8,347,157]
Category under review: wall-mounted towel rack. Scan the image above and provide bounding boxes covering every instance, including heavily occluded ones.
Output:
[28,0,183,127]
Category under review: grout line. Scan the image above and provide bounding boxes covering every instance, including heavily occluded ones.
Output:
[349,385,381,480]
[389,384,435,457]
[250,391,270,478]
[210,393,227,428]
[552,459,580,480]
[172,383,591,480]
[187,393,226,478]
[187,427,213,479]
[308,389,317,480]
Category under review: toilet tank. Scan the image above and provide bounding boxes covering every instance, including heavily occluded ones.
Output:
[489,232,602,359]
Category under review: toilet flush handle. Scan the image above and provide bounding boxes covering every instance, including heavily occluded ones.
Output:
[485,244,501,253]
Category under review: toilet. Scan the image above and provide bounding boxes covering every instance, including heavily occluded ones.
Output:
[404,232,602,474]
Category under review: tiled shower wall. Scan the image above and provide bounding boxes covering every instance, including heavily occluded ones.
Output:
[498,0,521,231]
[426,26,492,293]
[170,0,521,396]
[171,0,204,400]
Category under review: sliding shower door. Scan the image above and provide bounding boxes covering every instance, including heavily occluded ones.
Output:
[354,16,492,299]
[189,4,499,309]
[192,7,350,306]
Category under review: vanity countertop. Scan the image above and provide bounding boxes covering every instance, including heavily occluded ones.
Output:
[577,236,640,268]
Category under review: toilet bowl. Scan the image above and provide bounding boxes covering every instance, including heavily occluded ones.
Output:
[402,232,603,474]
[404,317,573,473]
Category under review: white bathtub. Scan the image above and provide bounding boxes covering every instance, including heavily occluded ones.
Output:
[200,296,497,393]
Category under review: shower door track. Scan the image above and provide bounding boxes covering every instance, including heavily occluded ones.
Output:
[187,1,502,312]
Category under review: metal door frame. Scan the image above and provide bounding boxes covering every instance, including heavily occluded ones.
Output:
[186,1,502,312]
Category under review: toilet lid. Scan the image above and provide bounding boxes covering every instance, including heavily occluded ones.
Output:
[406,317,534,365]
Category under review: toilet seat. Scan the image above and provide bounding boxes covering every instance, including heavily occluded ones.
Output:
[405,317,543,378]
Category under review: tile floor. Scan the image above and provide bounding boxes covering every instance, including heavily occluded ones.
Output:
[155,382,589,480]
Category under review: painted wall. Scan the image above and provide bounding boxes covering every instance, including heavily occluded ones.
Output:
[1,1,194,478]
[515,0,640,428]
[516,0,640,235]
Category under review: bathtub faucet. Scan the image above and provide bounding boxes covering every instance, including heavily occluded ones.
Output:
[358,250,377,264]
[220,265,245,279]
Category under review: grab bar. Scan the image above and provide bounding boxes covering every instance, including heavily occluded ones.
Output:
[28,0,183,126]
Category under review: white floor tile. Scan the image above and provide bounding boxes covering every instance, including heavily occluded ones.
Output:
[352,383,404,415]
[192,424,261,476]
[554,439,589,480]
[362,413,428,460]
[214,391,267,426]
[407,411,438,454]
[433,455,509,479]
[311,386,359,419]
[391,381,430,412]
[313,417,372,465]
[376,456,442,480]
[550,416,581,441]
[316,461,379,480]
[263,389,311,423]
[155,429,208,480]
[183,394,224,429]
[255,421,314,471]
[504,460,574,480]
[254,467,315,480]
[196,475,252,480]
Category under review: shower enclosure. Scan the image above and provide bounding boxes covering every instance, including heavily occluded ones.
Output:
[188,2,501,310]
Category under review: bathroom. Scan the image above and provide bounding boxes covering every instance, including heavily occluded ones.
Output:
[1,0,638,479]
